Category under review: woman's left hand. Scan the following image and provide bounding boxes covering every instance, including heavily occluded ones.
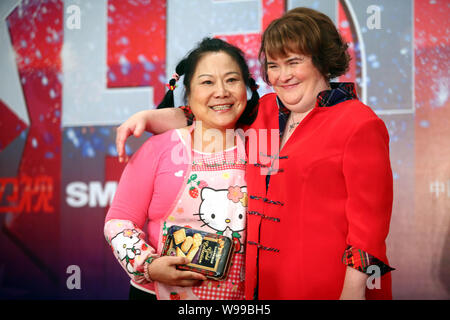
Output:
[339,266,367,300]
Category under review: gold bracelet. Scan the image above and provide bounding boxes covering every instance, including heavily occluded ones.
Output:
[143,256,158,283]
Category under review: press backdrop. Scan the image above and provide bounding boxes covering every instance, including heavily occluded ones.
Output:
[0,0,448,299]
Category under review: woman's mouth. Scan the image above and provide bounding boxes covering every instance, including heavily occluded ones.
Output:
[281,83,300,90]
[210,104,233,112]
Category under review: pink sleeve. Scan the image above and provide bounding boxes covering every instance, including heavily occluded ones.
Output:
[104,219,158,284]
[104,138,162,283]
[105,137,159,227]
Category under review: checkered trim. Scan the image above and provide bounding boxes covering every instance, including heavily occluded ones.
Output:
[192,147,246,172]
[192,253,245,300]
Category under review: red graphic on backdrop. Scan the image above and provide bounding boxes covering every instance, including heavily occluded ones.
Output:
[0,175,54,213]
[0,0,63,289]
[107,0,166,106]
[0,99,28,152]
[1,1,61,218]
[217,0,285,82]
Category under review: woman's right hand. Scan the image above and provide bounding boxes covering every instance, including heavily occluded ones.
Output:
[147,256,207,287]
[115,108,187,163]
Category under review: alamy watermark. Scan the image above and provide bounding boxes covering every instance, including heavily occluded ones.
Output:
[366,5,382,30]
[66,4,81,30]
[66,264,81,290]
[366,265,381,290]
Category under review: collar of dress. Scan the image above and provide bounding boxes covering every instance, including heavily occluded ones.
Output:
[276,82,358,137]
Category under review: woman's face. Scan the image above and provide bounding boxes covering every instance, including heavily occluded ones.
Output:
[188,51,247,131]
[266,52,329,113]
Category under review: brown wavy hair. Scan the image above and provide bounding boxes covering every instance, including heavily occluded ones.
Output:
[259,7,350,83]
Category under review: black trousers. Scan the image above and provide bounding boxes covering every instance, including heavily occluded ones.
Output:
[129,285,157,300]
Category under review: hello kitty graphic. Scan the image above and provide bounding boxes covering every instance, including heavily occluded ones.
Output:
[110,229,141,274]
[195,186,247,253]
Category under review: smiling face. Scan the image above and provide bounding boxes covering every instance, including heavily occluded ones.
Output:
[266,52,329,113]
[188,51,247,132]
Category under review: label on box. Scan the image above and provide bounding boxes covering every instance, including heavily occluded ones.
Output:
[161,225,234,280]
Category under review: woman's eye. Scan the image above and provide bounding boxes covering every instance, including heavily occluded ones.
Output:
[227,78,238,83]
[202,80,213,85]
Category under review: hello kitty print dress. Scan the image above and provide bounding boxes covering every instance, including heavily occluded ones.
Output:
[104,127,247,300]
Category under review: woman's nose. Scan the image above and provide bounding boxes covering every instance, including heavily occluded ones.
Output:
[215,82,230,98]
[279,66,293,82]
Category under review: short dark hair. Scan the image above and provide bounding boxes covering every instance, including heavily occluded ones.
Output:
[259,7,350,82]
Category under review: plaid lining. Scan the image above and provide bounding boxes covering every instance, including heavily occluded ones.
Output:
[316,82,357,108]
[342,246,395,276]
[277,101,290,138]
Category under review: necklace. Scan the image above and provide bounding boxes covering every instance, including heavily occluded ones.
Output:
[288,121,300,131]
[288,114,300,132]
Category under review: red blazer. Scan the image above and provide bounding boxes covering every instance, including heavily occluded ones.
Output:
[244,93,393,300]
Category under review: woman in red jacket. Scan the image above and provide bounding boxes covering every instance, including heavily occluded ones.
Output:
[115,7,394,300]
